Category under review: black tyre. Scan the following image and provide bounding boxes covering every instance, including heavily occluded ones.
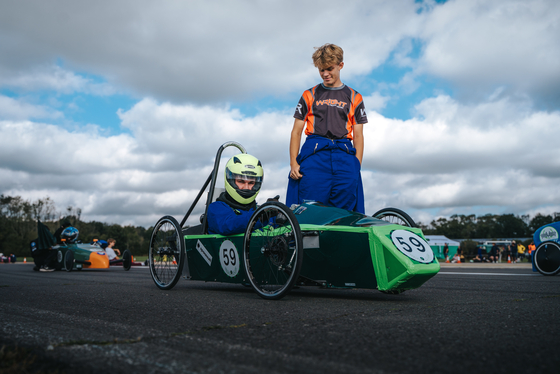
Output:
[373,208,417,228]
[64,250,74,272]
[534,241,560,276]
[55,250,64,271]
[149,216,185,290]
[243,202,303,300]
[122,250,132,271]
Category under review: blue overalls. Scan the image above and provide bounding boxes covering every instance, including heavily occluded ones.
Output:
[286,135,365,213]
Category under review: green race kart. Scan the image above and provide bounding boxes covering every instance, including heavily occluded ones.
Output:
[148,142,440,300]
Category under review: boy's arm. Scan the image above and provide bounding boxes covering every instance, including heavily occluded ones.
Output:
[289,119,305,179]
[353,123,364,165]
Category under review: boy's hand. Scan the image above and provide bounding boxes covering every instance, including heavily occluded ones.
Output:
[290,165,303,180]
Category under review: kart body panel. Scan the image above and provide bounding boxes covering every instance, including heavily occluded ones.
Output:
[533,221,560,247]
[183,203,439,293]
[54,243,139,270]
[54,243,109,269]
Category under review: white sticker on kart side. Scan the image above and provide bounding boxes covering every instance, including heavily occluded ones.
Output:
[196,240,212,266]
[539,226,559,242]
[219,240,240,277]
[390,230,434,264]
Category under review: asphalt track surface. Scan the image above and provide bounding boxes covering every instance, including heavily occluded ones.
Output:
[1,262,559,374]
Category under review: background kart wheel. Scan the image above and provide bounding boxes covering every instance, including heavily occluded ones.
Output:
[64,250,74,272]
[534,241,560,276]
[373,208,417,228]
[149,216,185,290]
[122,249,132,271]
[243,202,303,300]
[55,250,64,271]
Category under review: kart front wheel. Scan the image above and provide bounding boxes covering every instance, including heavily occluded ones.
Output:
[64,250,74,272]
[243,202,303,300]
[122,250,132,271]
[149,216,185,290]
[534,241,560,276]
[373,208,417,228]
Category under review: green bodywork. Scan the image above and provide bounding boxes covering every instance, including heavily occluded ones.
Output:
[183,203,440,293]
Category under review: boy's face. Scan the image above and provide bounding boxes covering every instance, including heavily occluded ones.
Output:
[318,62,344,87]
[234,177,256,190]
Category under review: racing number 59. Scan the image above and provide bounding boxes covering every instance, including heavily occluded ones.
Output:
[222,247,236,266]
[395,236,426,253]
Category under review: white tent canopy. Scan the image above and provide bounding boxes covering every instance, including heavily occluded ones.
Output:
[424,235,460,247]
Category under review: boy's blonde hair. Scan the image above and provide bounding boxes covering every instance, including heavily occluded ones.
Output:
[312,44,344,69]
[107,238,116,244]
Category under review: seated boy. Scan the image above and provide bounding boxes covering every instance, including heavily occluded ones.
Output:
[105,238,121,261]
[207,154,264,236]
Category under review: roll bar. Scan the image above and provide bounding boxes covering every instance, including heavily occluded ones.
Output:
[180,141,246,232]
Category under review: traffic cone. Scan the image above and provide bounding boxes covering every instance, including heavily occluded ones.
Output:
[24,257,27,263]
[457,257,461,263]
[445,256,450,263]
[507,255,511,263]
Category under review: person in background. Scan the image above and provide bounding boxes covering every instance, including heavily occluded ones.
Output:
[489,243,500,263]
[528,241,536,264]
[53,220,71,244]
[516,242,526,262]
[451,252,461,263]
[509,240,517,263]
[105,238,121,261]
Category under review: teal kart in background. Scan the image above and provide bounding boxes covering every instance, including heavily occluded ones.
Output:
[148,142,440,300]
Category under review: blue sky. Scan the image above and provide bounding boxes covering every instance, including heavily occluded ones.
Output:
[1,0,559,227]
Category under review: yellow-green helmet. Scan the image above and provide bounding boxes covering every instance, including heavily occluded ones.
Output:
[224,154,264,205]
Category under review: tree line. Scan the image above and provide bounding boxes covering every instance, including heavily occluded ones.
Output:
[418,212,560,240]
[0,195,152,258]
[2,193,559,259]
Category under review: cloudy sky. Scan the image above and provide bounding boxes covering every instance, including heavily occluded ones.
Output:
[1,0,559,228]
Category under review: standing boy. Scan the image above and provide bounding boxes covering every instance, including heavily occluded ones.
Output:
[287,43,368,213]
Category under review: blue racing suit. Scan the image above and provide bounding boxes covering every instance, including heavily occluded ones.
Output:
[286,135,364,213]
[207,199,255,236]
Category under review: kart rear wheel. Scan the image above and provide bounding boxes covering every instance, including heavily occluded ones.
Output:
[64,250,74,272]
[373,208,417,228]
[534,241,560,276]
[149,216,185,290]
[243,202,303,300]
[122,250,132,271]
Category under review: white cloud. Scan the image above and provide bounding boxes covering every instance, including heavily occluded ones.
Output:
[0,0,424,102]
[363,92,390,112]
[0,65,116,96]
[2,95,560,227]
[0,95,63,120]
[419,0,560,103]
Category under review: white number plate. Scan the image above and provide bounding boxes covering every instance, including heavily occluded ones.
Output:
[220,240,240,277]
[390,230,434,264]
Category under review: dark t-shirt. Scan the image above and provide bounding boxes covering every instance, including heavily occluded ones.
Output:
[294,84,368,140]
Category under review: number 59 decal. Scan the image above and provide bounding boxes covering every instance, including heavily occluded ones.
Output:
[390,230,434,264]
[220,240,240,277]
